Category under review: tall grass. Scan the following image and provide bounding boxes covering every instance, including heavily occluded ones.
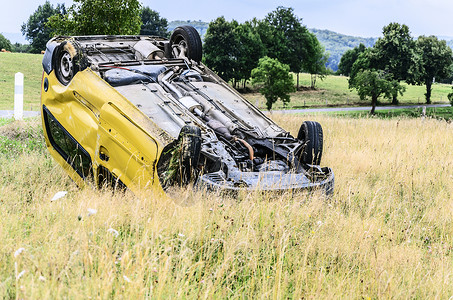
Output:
[1,114,453,298]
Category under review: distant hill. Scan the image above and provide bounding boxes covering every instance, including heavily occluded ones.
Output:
[309,28,377,72]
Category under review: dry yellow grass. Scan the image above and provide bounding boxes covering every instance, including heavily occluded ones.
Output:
[1,115,453,298]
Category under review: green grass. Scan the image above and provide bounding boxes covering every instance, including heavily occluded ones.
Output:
[327,106,453,120]
[245,73,453,110]
[0,53,43,111]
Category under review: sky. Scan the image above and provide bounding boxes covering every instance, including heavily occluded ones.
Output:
[2,0,453,42]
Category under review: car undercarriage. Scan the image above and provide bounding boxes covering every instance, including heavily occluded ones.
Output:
[41,26,334,195]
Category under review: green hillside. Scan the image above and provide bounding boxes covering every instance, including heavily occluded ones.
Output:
[0,52,42,110]
[309,28,377,72]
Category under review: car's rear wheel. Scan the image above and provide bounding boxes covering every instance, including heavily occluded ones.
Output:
[170,26,202,63]
[297,121,323,165]
[158,125,202,188]
[53,41,85,85]
[178,125,202,185]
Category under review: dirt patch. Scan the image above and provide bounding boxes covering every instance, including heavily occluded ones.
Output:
[0,119,42,141]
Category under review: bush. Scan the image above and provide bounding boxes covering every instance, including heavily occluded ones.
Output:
[0,34,12,51]
[448,87,453,106]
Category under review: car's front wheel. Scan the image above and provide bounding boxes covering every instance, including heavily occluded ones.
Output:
[170,26,202,63]
[53,41,86,85]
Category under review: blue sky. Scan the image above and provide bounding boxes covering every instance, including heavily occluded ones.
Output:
[2,0,453,40]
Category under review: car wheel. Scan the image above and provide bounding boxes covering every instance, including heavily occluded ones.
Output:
[170,26,202,63]
[178,125,202,185]
[158,125,202,188]
[297,121,323,165]
[53,41,85,85]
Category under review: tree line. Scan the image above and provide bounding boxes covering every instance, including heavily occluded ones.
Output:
[203,8,329,91]
[19,0,166,52]
[338,23,453,113]
[17,1,328,110]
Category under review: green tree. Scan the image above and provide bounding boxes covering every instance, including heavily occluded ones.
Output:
[258,7,313,89]
[203,17,240,84]
[234,22,265,88]
[448,87,453,106]
[415,36,453,104]
[140,7,168,37]
[302,32,329,88]
[21,1,65,53]
[349,48,373,87]
[350,70,404,114]
[251,56,295,110]
[0,34,12,51]
[373,23,416,104]
[48,0,142,35]
[338,43,366,76]
[349,49,405,114]
[12,43,32,53]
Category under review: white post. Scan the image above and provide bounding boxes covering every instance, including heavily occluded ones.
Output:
[14,72,24,120]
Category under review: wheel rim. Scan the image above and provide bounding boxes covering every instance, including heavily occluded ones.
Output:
[59,51,73,82]
[172,36,188,58]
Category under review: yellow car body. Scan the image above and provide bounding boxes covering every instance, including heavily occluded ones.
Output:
[42,68,167,194]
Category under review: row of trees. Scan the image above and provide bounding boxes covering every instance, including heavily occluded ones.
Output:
[20,2,326,110]
[202,7,329,109]
[203,7,329,92]
[21,0,168,53]
[338,23,453,113]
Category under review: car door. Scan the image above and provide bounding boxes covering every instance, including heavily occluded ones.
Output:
[96,101,159,192]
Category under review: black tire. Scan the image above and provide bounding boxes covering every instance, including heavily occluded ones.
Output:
[297,121,323,165]
[178,125,202,185]
[157,125,202,188]
[53,41,86,85]
[170,26,202,62]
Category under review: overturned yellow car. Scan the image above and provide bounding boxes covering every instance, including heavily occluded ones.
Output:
[41,26,334,195]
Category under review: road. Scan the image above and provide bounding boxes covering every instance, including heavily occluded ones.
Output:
[271,104,451,114]
[0,110,40,118]
[0,104,450,118]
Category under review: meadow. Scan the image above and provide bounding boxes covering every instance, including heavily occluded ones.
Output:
[245,73,452,110]
[0,53,43,111]
[1,114,453,298]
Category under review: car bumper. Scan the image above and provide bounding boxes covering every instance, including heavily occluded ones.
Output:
[197,167,334,195]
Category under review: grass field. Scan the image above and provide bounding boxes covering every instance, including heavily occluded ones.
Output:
[328,106,453,120]
[1,114,453,298]
[0,53,43,111]
[1,52,451,111]
[245,74,452,110]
